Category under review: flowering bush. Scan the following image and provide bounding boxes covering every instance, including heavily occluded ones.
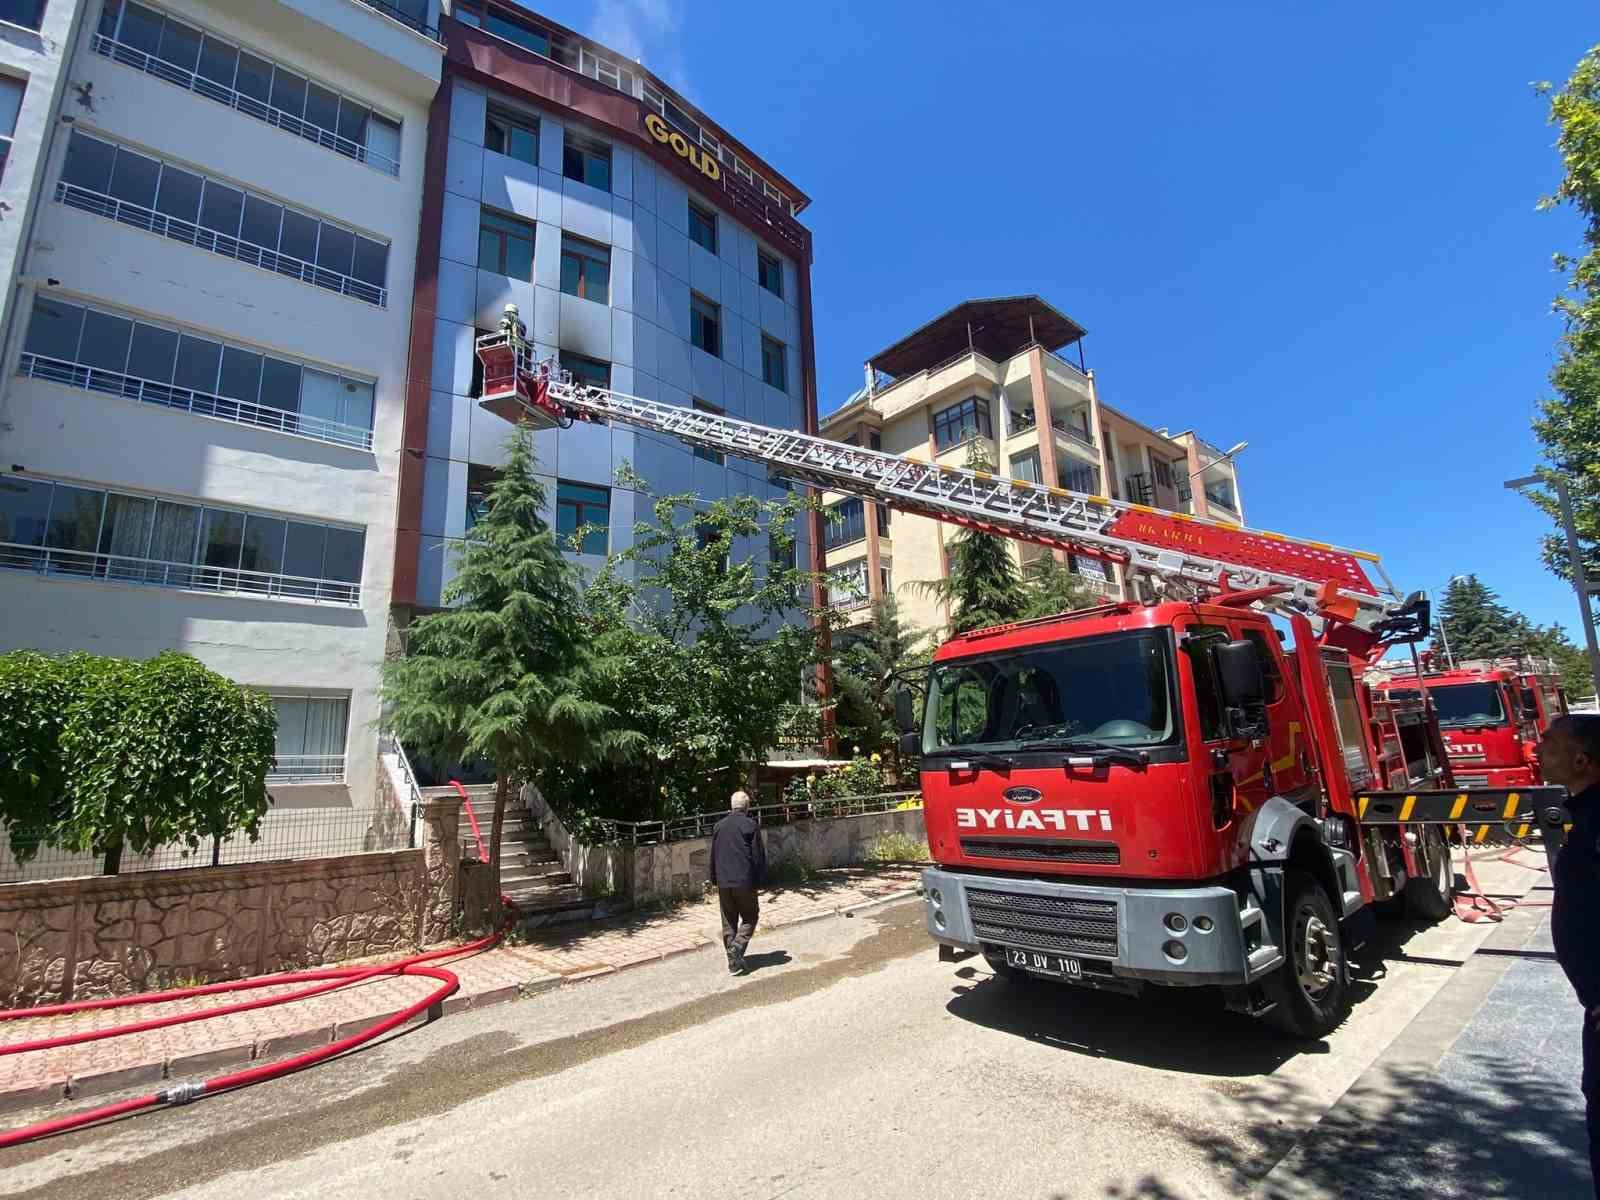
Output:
[783,754,892,816]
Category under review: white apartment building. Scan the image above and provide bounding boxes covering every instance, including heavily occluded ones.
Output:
[0,0,443,809]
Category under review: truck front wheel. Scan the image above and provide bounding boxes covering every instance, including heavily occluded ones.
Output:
[1403,827,1454,922]
[1265,869,1350,1039]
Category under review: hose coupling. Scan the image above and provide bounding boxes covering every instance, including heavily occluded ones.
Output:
[158,1081,206,1106]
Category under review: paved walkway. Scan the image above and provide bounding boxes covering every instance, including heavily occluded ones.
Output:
[0,866,920,1113]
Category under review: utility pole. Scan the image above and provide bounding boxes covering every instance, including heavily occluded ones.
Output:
[1506,473,1600,698]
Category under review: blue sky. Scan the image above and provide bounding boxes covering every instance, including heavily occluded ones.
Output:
[532,0,1595,633]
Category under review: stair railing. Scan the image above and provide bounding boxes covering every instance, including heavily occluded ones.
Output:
[451,779,489,863]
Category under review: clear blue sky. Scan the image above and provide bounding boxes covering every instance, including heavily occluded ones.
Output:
[532,0,1595,633]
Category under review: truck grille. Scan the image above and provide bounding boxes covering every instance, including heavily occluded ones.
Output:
[960,838,1120,865]
[966,887,1119,959]
[1455,775,1489,788]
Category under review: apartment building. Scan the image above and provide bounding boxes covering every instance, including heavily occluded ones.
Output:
[818,296,1246,634]
[394,1,815,613]
[0,0,443,808]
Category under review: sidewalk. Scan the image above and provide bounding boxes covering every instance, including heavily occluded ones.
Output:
[0,865,921,1114]
[1256,874,1590,1198]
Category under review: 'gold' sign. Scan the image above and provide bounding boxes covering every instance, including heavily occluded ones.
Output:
[644,112,721,182]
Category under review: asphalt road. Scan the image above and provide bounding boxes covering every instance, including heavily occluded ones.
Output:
[0,877,1528,1200]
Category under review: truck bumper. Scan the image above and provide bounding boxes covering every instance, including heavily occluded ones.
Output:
[921,866,1274,988]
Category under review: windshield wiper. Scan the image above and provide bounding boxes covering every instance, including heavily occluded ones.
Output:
[933,752,1013,772]
[1016,737,1150,769]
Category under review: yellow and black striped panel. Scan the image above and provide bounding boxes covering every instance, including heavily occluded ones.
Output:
[1354,787,1572,851]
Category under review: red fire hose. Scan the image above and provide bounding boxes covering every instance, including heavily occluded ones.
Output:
[0,932,499,1151]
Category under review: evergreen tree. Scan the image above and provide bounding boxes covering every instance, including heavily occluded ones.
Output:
[914,443,1027,633]
[1432,575,1521,662]
[1532,52,1600,587]
[1019,553,1100,620]
[382,425,636,896]
[1514,620,1597,700]
[832,596,931,763]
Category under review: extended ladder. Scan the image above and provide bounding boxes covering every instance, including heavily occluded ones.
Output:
[475,315,1402,630]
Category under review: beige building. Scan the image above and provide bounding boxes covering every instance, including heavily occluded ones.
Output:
[818,296,1246,634]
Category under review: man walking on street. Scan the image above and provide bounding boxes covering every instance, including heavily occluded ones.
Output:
[710,790,767,975]
[1538,714,1600,1197]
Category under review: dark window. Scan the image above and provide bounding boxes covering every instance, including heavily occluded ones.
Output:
[314,222,355,276]
[321,527,364,584]
[240,513,286,574]
[24,298,85,361]
[200,507,245,570]
[688,201,717,253]
[0,474,54,547]
[875,504,890,537]
[1060,462,1100,495]
[62,131,116,194]
[692,399,724,465]
[1153,458,1177,489]
[1241,627,1286,705]
[561,353,610,389]
[269,68,308,120]
[479,4,551,57]
[218,345,263,403]
[556,481,609,555]
[559,234,610,303]
[485,107,538,164]
[240,195,283,249]
[868,430,882,451]
[304,84,340,137]
[98,493,154,560]
[154,165,203,224]
[465,463,501,530]
[196,35,238,91]
[562,130,611,192]
[932,397,990,451]
[109,145,160,208]
[1182,625,1230,743]
[116,2,162,54]
[157,16,202,73]
[760,336,787,391]
[695,522,729,574]
[278,208,319,261]
[0,1,46,31]
[757,249,783,297]
[234,52,273,106]
[0,74,20,179]
[127,322,179,382]
[1010,452,1041,484]
[826,498,867,550]
[259,357,302,412]
[690,294,720,357]
[174,334,222,393]
[282,521,327,579]
[478,209,534,279]
[198,180,244,238]
[78,309,132,373]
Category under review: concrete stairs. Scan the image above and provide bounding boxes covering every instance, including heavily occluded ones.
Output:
[426,785,607,925]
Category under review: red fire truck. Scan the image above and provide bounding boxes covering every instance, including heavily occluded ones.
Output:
[475,313,1559,1040]
[1368,657,1568,789]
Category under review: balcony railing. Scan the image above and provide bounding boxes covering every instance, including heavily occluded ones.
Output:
[0,542,361,605]
[92,35,402,177]
[267,754,347,783]
[19,354,374,451]
[1204,486,1239,515]
[1007,409,1095,448]
[1123,473,1155,506]
[56,182,388,308]
[354,0,442,41]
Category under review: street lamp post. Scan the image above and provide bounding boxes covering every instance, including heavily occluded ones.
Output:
[1505,473,1600,698]
[1187,440,1248,482]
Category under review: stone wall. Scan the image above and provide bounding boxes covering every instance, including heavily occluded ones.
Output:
[0,799,461,1007]
[524,784,628,898]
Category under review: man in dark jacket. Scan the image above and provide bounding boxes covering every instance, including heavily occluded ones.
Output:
[709,790,767,975]
[1538,714,1600,1197]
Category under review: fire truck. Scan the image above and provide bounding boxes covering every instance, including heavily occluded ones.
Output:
[1368,656,1568,789]
[475,311,1561,1039]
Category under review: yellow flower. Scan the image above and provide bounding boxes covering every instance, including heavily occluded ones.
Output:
[660,785,668,795]
[870,753,881,764]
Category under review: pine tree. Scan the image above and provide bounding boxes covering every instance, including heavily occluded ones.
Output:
[381,425,637,897]
[1532,52,1600,587]
[1432,575,1525,663]
[914,443,1028,634]
[833,596,931,762]
[1019,553,1099,620]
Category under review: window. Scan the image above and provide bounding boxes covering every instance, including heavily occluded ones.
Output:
[696,522,729,573]
[1060,462,1100,495]
[1241,628,1286,704]
[465,464,501,530]
[1010,452,1041,484]
[556,481,609,555]
[19,296,376,448]
[688,201,717,253]
[932,396,990,452]
[826,498,867,550]
[269,694,349,780]
[0,75,21,179]
[0,474,363,602]
[59,132,389,306]
[561,353,609,388]
[827,559,869,610]
[1152,458,1177,489]
[760,336,787,391]
[768,529,794,573]
[868,430,882,451]
[485,106,537,165]
[692,399,724,465]
[1182,624,1230,743]
[458,1,551,57]
[478,209,534,279]
[559,234,610,303]
[874,503,889,537]
[562,129,611,192]
[690,294,720,357]
[757,249,783,297]
[1204,478,1237,512]
[0,1,45,30]
[95,3,401,175]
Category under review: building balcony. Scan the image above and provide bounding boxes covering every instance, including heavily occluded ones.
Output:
[268,753,348,783]
[1007,407,1095,450]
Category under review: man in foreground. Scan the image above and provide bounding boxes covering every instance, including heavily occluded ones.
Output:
[710,790,767,975]
[1537,714,1600,1197]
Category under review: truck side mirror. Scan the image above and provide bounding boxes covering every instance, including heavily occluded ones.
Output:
[893,687,917,733]
[899,730,921,758]
[1214,640,1268,740]
[1520,686,1539,719]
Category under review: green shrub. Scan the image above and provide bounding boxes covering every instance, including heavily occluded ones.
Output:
[783,754,892,816]
[865,832,930,863]
[766,853,815,886]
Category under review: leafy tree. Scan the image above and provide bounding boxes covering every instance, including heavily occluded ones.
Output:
[1432,575,1522,662]
[538,476,823,831]
[1019,553,1100,620]
[832,596,931,763]
[915,443,1027,634]
[0,651,276,871]
[382,425,635,892]
[1514,620,1596,699]
[1532,53,1600,588]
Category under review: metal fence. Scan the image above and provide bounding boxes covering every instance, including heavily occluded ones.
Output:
[591,791,922,848]
[0,804,414,886]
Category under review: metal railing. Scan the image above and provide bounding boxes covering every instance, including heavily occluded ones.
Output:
[354,0,443,41]
[1204,485,1238,514]
[0,805,414,885]
[19,353,374,450]
[380,731,425,807]
[56,182,388,308]
[1009,409,1096,449]
[1123,473,1155,506]
[267,754,347,783]
[92,34,402,177]
[589,791,922,848]
[0,541,361,605]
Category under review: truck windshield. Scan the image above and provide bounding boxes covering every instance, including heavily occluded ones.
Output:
[1391,682,1507,728]
[922,630,1178,755]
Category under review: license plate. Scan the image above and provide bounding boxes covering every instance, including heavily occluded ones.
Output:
[1006,948,1082,978]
